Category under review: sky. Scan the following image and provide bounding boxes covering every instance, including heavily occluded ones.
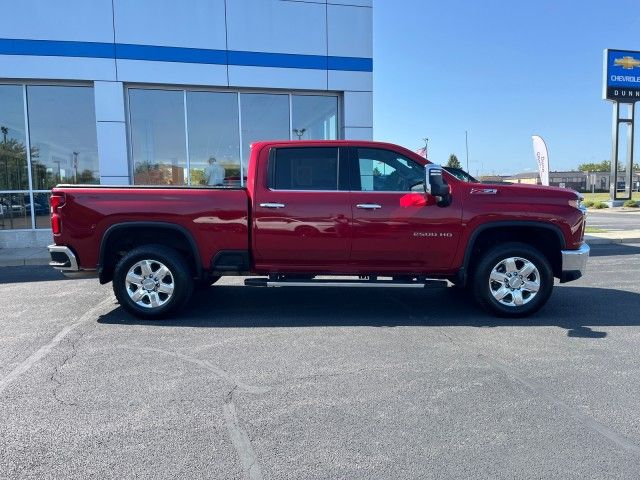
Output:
[372,0,640,176]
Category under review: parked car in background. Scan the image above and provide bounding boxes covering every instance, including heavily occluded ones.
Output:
[26,202,49,215]
[0,200,26,216]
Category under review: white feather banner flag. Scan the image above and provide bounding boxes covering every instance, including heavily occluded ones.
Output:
[532,135,550,186]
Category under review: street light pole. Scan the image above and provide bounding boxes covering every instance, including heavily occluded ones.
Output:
[73,151,78,183]
[465,130,469,172]
[1,126,8,192]
[53,160,61,183]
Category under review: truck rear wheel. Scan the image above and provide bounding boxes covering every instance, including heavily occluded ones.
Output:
[471,242,553,318]
[113,244,193,319]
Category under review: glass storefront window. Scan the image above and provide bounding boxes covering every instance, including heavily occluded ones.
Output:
[0,192,31,230]
[186,92,241,187]
[0,85,29,191]
[127,89,339,188]
[129,89,187,186]
[291,95,338,141]
[33,191,52,229]
[27,86,99,190]
[240,93,290,172]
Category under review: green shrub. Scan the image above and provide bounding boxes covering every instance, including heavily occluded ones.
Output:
[582,200,595,208]
[623,199,639,208]
[593,202,609,209]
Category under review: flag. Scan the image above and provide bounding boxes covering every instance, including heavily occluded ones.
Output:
[531,135,549,186]
[416,147,427,158]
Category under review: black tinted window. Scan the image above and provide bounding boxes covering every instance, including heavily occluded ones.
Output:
[270,148,339,190]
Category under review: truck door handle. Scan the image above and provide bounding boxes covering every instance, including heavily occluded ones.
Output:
[260,203,286,209]
[356,203,382,210]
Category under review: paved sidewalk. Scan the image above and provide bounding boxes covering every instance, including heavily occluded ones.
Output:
[0,247,50,267]
[584,229,640,245]
[2,229,640,268]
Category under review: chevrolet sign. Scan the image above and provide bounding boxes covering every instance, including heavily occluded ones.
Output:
[604,49,640,102]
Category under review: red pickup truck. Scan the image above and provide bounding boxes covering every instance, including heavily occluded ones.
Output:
[48,140,588,319]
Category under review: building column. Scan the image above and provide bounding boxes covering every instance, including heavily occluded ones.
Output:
[342,90,373,140]
[94,81,130,185]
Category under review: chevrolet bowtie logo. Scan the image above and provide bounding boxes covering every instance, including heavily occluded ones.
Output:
[614,56,640,69]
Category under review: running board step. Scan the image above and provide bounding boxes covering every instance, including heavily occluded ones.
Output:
[244,278,449,288]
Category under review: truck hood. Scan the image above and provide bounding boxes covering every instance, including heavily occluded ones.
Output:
[471,181,581,201]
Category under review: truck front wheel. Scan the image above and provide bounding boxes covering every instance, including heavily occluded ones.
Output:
[113,244,194,319]
[471,242,553,318]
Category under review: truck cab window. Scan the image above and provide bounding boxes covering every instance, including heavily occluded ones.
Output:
[357,148,424,192]
[269,147,339,190]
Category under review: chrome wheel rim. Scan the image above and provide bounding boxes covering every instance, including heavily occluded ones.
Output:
[125,260,174,309]
[489,256,540,307]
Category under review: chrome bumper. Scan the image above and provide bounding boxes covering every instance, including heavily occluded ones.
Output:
[560,243,590,283]
[48,245,98,278]
[48,244,79,271]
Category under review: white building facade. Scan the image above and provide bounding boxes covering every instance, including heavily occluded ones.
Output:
[0,0,373,248]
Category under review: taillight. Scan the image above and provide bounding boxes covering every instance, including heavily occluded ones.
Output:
[50,193,65,235]
[50,194,65,213]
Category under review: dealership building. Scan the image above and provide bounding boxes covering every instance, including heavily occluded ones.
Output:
[0,0,373,248]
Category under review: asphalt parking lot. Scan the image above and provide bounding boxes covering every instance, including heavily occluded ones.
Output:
[587,210,640,230]
[1,243,640,479]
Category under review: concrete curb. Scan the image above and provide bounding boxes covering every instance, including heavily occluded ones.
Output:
[585,236,640,245]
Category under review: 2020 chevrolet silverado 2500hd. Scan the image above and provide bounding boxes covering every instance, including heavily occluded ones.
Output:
[48,141,589,319]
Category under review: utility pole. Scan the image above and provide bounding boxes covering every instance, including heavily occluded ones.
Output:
[465,130,469,172]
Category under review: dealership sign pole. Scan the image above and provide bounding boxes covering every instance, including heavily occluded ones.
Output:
[603,49,638,204]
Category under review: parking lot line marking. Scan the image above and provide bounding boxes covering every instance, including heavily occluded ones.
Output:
[0,298,113,396]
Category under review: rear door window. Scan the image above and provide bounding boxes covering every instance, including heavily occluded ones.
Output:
[269,147,339,190]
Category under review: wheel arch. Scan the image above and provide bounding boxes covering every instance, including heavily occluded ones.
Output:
[98,221,203,284]
[459,221,565,286]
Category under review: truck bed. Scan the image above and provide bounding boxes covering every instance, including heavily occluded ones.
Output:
[51,185,249,271]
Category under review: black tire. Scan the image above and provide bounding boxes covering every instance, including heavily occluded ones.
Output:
[471,242,553,318]
[113,244,194,319]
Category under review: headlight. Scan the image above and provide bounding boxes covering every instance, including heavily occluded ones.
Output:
[569,193,585,210]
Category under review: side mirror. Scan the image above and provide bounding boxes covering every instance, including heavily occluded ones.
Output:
[425,164,452,207]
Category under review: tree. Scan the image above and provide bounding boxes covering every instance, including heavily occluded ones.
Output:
[577,160,610,172]
[446,154,461,169]
[578,160,639,172]
[0,136,39,190]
